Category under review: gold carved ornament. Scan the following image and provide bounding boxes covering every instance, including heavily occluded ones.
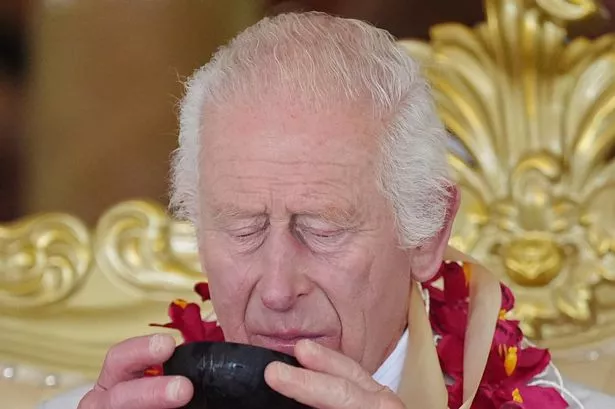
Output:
[400,0,615,352]
[0,201,206,383]
[0,213,91,311]
[94,200,204,300]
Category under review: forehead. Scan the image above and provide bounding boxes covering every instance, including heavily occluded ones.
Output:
[202,96,381,159]
[199,98,383,206]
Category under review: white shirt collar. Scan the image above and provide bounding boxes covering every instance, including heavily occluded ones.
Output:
[371,329,408,393]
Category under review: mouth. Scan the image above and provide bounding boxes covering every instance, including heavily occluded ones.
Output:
[251,332,326,356]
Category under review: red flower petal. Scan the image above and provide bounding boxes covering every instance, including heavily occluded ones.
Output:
[168,300,189,322]
[178,304,210,342]
[519,385,568,408]
[500,283,516,312]
[471,390,499,409]
[143,364,163,377]
[432,304,468,338]
[194,282,212,302]
[438,335,464,375]
[494,385,568,409]
[424,264,446,301]
[150,301,222,343]
[149,322,175,330]
[493,319,524,347]
[426,284,445,303]
[481,346,509,385]
[202,321,225,342]
[511,347,552,383]
[446,378,463,409]
[442,262,469,301]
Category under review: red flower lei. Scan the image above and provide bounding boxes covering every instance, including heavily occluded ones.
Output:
[424,262,568,409]
[146,263,568,408]
[143,283,224,377]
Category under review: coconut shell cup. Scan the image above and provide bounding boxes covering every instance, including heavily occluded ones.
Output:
[163,341,311,409]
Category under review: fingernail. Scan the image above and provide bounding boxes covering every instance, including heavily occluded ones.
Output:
[149,334,172,356]
[166,377,183,401]
[276,363,291,381]
[302,338,318,353]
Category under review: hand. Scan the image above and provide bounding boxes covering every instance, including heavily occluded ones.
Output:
[265,339,405,409]
[78,334,193,409]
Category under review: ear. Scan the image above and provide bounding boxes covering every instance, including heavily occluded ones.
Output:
[410,184,461,282]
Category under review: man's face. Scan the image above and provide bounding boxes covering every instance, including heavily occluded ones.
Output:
[198,97,412,373]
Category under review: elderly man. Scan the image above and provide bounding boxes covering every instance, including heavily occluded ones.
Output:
[42,12,614,409]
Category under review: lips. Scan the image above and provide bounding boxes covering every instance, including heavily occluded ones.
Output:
[251,332,326,355]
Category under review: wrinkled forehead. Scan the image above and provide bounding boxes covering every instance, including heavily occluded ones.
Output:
[196,96,387,212]
[200,95,384,170]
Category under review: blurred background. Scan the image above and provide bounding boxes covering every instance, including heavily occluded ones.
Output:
[0,0,614,224]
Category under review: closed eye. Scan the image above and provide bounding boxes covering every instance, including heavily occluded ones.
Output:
[226,218,269,251]
[231,226,267,240]
[309,230,339,238]
[236,230,259,238]
[294,225,348,251]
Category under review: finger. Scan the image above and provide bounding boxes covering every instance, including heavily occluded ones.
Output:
[294,339,381,392]
[97,334,176,390]
[79,376,193,409]
[265,362,381,409]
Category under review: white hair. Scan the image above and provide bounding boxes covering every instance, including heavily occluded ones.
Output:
[170,12,453,247]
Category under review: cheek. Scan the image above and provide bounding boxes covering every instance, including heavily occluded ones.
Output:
[319,229,406,302]
[363,228,412,311]
[312,242,374,301]
[327,231,410,367]
[308,243,375,355]
[199,235,254,339]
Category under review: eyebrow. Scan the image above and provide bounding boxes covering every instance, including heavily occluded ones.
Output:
[206,202,360,228]
[208,203,267,222]
[294,206,360,229]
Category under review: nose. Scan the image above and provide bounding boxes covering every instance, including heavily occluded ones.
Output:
[257,227,311,312]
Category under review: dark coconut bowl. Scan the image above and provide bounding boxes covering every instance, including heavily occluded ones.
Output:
[163,341,310,409]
